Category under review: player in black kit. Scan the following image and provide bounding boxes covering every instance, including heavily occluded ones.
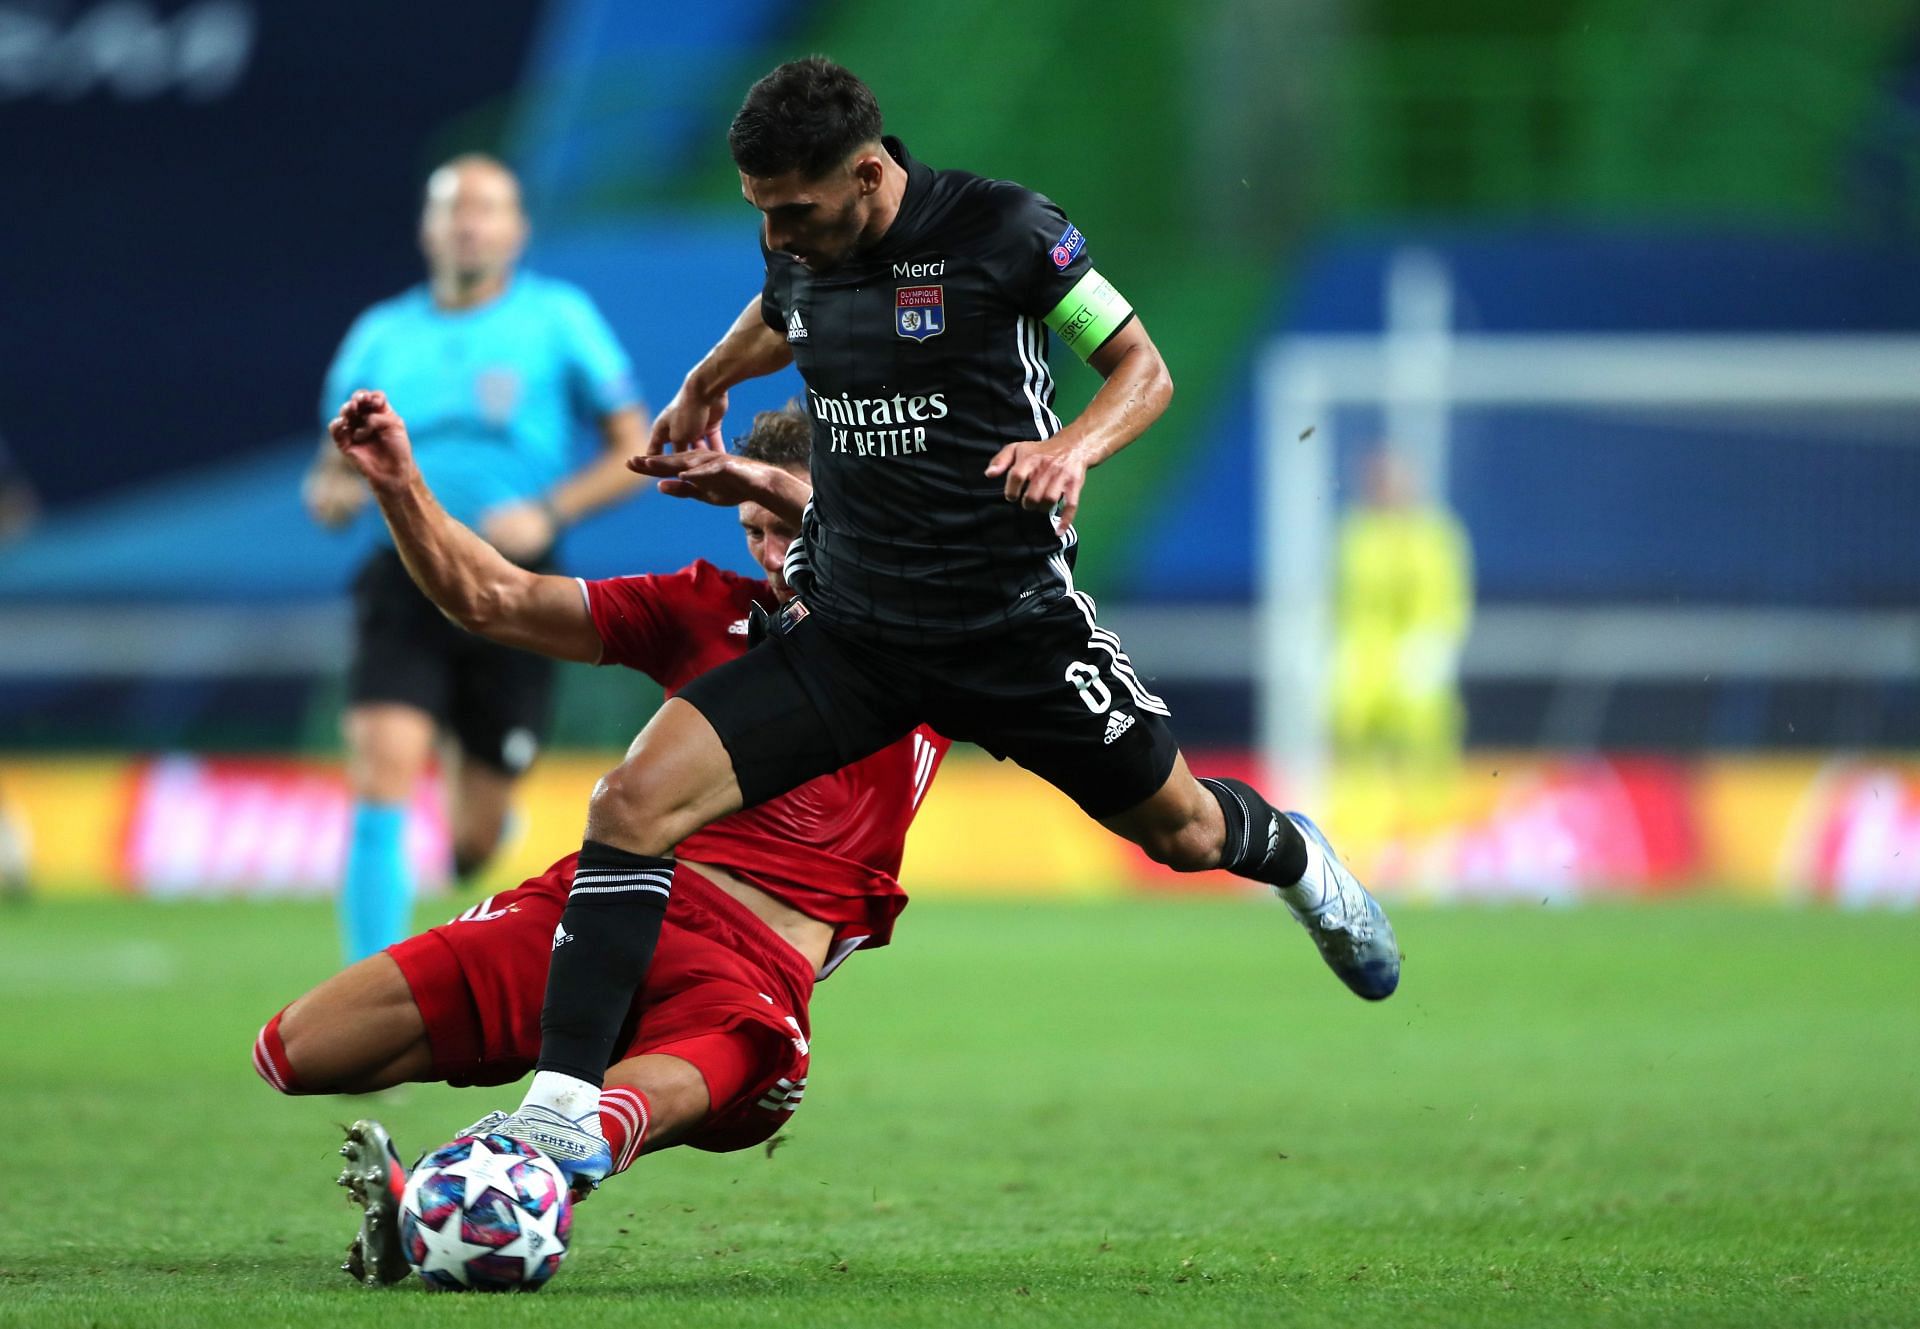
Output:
[353,56,1403,1186]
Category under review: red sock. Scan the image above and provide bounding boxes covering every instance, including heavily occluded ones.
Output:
[600,1086,652,1175]
[252,1008,308,1095]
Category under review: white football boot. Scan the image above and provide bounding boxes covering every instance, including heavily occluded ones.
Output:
[1282,812,1401,1001]
[458,1105,611,1192]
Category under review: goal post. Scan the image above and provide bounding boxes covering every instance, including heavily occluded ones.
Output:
[1256,331,1920,802]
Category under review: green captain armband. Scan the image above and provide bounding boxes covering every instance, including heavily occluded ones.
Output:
[1044,269,1134,362]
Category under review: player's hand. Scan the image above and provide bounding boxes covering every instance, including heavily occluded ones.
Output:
[985,436,1090,526]
[646,380,728,456]
[301,462,368,529]
[328,389,416,492]
[631,451,779,507]
[481,501,558,562]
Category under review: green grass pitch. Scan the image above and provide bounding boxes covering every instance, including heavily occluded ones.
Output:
[1,893,1916,1327]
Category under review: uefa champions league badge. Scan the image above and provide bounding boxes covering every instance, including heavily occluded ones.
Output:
[896,285,945,341]
[1049,223,1085,271]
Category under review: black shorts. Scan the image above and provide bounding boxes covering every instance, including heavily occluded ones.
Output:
[346,548,555,776]
[677,595,1179,819]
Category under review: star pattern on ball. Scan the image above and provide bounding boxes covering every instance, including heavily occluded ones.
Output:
[436,1136,529,1206]
[411,1201,500,1280]
[489,1178,566,1271]
[411,1140,522,1277]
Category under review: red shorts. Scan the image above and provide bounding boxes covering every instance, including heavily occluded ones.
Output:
[388,863,814,1153]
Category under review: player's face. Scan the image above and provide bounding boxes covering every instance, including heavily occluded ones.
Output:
[1364,450,1418,509]
[740,496,801,600]
[741,161,871,273]
[420,162,528,285]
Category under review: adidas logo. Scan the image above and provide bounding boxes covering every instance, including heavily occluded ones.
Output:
[552,923,574,950]
[787,308,808,342]
[727,617,750,635]
[1103,710,1135,745]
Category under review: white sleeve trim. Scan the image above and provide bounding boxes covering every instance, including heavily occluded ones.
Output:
[574,577,606,665]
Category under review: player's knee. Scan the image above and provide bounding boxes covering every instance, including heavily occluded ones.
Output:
[343,709,432,802]
[587,762,690,856]
[267,995,390,1096]
[251,1007,314,1096]
[346,742,420,804]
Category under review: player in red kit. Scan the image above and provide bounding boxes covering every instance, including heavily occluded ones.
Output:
[250,402,949,1284]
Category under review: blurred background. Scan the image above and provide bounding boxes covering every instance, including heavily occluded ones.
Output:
[5,0,1920,909]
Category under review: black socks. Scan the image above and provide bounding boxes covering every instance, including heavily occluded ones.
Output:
[1197,776,1307,885]
[534,840,674,1086]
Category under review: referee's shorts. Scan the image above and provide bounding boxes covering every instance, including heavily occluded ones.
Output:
[346,548,554,776]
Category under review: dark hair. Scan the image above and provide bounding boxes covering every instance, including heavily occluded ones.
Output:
[735,403,812,468]
[729,57,882,180]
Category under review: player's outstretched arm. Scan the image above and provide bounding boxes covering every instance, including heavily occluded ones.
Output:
[647,297,793,456]
[627,452,810,526]
[986,318,1172,526]
[329,390,603,663]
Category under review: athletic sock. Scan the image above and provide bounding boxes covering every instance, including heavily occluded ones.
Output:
[251,1008,307,1095]
[340,801,413,964]
[528,841,675,1094]
[1196,776,1326,908]
[599,1086,653,1177]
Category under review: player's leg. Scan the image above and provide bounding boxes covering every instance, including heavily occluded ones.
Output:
[600,1054,711,1157]
[261,952,432,1095]
[1099,753,1397,998]
[510,693,742,1169]
[445,629,553,883]
[275,862,563,1287]
[258,860,572,1100]
[524,1049,730,1200]
[992,711,1301,889]
[340,549,454,963]
[590,1035,800,1176]
[341,704,434,964]
[957,598,1399,1000]
[585,875,820,1180]
[447,753,515,884]
[443,1053,711,1206]
[503,625,902,1186]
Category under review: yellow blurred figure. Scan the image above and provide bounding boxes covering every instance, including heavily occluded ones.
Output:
[1334,449,1472,754]
[1331,449,1473,874]
[0,779,30,901]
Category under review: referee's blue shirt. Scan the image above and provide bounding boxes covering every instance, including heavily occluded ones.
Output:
[322,271,639,531]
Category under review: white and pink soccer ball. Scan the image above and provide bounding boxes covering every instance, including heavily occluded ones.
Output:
[399,1133,573,1291]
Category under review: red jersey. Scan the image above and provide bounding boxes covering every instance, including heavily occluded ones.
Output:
[578,560,948,973]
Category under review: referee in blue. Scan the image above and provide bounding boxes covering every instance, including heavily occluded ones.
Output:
[303,154,649,963]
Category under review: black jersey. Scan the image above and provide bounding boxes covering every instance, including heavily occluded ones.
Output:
[759,137,1136,646]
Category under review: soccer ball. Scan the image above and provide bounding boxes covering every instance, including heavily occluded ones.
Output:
[399,1133,573,1291]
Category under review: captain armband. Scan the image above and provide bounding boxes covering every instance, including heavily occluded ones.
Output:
[1043,269,1135,362]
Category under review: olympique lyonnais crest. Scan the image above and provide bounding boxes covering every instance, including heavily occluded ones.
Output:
[896,285,945,342]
